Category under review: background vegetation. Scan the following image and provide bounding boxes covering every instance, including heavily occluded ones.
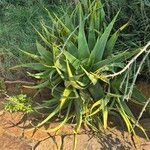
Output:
[0,0,58,79]
[1,0,150,148]
[0,0,149,79]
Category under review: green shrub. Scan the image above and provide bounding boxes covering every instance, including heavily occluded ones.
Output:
[103,0,150,76]
[13,0,148,146]
[5,94,33,113]
[103,0,150,46]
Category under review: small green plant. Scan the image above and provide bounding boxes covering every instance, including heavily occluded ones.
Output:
[5,94,33,113]
[12,0,149,148]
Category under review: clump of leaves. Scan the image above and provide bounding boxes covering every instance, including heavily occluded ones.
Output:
[12,0,149,146]
[103,0,150,77]
[5,94,33,113]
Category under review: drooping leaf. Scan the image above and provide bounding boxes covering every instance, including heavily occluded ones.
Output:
[19,49,40,61]
[93,49,140,71]
[23,80,49,89]
[11,63,48,71]
[37,88,71,128]
[74,97,82,134]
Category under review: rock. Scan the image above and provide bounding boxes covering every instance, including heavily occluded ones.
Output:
[0,133,32,150]
[1,111,24,126]
[63,134,102,150]
[5,126,23,138]
[0,126,5,136]
[24,127,50,141]
[35,136,62,150]
[141,141,150,150]
[0,110,4,116]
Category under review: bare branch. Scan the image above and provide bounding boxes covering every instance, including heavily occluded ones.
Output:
[106,41,150,78]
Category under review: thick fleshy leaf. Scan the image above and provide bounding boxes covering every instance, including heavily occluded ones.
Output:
[104,22,129,58]
[64,40,78,57]
[74,97,82,134]
[63,51,81,69]
[94,0,105,31]
[42,101,72,133]
[92,49,140,71]
[88,82,105,100]
[66,59,83,89]
[88,10,96,51]
[36,41,53,64]
[102,99,108,129]
[89,12,119,65]
[37,88,71,127]
[81,66,97,85]
[32,25,52,48]
[78,3,90,59]
[11,63,48,71]
[23,81,49,89]
[19,49,40,61]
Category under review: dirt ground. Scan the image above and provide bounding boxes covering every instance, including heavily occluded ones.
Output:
[0,80,150,150]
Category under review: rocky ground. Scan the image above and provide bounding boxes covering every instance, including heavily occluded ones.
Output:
[0,97,150,150]
[0,80,150,150]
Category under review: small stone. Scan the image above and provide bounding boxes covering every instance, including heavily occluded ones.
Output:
[141,141,150,150]
[0,126,5,136]
[0,110,4,116]
[2,111,24,125]
[35,136,62,150]
[24,127,50,141]
[5,126,23,137]
[63,134,102,150]
[0,133,32,150]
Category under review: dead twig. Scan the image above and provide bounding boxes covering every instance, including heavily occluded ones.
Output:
[132,98,150,130]
[106,41,150,78]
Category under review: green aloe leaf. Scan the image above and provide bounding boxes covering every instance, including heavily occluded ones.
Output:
[23,80,49,89]
[66,59,83,89]
[104,22,129,58]
[81,66,97,85]
[78,3,90,60]
[89,11,119,65]
[32,25,52,48]
[93,49,140,71]
[19,49,40,61]
[11,63,48,71]
[64,41,78,58]
[37,88,71,128]
[42,101,72,133]
[36,41,53,64]
[88,5,96,51]
[131,87,147,104]
[89,99,103,117]
[63,51,81,69]
[88,82,105,100]
[74,97,82,134]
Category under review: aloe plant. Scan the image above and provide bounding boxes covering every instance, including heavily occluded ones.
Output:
[13,0,148,145]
